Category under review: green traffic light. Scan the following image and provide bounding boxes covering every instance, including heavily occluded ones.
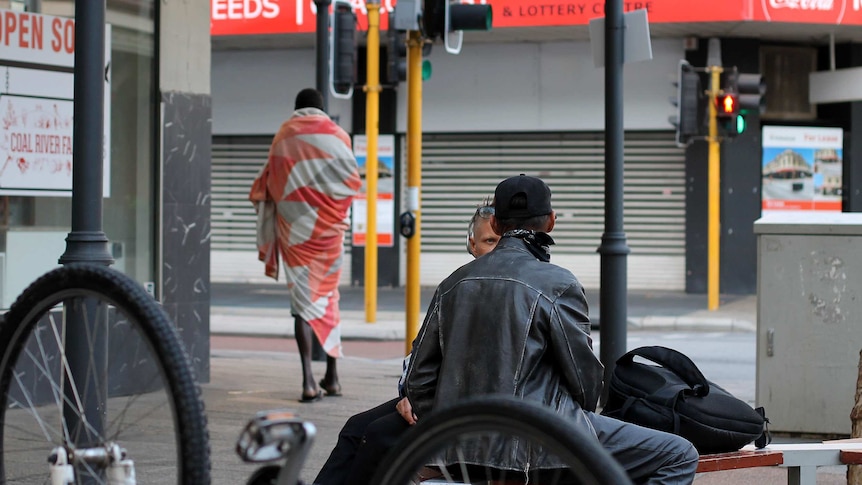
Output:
[736,114,746,134]
[421,60,432,81]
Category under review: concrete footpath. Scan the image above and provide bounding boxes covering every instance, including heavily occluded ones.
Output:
[203,283,848,484]
[210,283,760,340]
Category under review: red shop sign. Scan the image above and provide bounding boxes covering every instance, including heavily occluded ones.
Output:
[211,0,392,35]
[211,0,862,36]
[753,0,862,25]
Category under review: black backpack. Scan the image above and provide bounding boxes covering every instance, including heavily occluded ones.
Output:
[601,346,770,454]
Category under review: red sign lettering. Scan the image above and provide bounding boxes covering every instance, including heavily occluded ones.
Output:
[212,0,280,20]
[48,17,74,53]
[3,10,16,45]
[0,12,42,49]
[754,0,862,24]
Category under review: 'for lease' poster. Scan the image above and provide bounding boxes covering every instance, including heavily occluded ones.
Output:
[761,126,843,214]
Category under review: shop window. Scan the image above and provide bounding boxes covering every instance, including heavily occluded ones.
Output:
[0,1,155,306]
[760,45,818,121]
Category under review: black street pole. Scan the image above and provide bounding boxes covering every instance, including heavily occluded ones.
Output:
[311,0,332,361]
[315,0,332,112]
[61,3,111,480]
[60,0,113,266]
[598,0,630,406]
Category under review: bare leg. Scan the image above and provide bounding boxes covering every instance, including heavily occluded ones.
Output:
[294,316,319,401]
[311,336,327,362]
[321,355,341,395]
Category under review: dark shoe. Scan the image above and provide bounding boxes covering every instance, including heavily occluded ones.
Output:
[298,390,323,403]
[319,379,342,397]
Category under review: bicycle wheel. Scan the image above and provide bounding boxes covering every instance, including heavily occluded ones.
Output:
[370,396,632,485]
[0,264,210,484]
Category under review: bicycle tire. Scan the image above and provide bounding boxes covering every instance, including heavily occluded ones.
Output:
[370,396,632,485]
[0,264,210,484]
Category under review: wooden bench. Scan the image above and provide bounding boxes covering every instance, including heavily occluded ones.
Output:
[423,442,862,484]
[422,451,785,483]
[697,441,862,485]
[696,449,783,472]
[841,449,862,464]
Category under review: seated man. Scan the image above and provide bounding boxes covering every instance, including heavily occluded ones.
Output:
[404,175,699,484]
[312,202,499,485]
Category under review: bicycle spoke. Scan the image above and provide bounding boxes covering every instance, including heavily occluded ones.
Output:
[105,389,171,441]
[42,322,104,442]
[76,456,108,485]
[77,298,109,438]
[435,458,457,483]
[9,371,59,442]
[33,317,72,444]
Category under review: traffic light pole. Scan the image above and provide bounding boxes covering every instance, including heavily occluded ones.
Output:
[364,3,381,323]
[707,66,722,311]
[314,0,331,111]
[405,31,423,353]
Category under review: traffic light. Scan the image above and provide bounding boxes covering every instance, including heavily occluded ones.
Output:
[386,27,408,85]
[737,72,766,114]
[736,72,766,135]
[330,0,357,97]
[422,0,492,54]
[719,69,765,137]
[669,60,702,147]
[715,86,740,138]
[385,24,433,86]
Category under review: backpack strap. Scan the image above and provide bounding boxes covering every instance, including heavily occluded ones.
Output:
[616,346,710,398]
[754,407,772,448]
[617,390,685,434]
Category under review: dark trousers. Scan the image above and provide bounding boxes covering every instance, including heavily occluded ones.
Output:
[313,398,411,485]
[314,400,698,485]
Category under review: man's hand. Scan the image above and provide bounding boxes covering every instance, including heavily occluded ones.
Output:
[396,397,418,425]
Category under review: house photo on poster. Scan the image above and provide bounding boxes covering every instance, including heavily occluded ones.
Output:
[761,126,843,215]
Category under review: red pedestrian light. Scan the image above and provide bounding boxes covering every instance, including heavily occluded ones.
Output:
[717,93,738,119]
[720,94,736,115]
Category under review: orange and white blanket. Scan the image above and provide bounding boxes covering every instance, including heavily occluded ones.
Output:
[249,108,361,357]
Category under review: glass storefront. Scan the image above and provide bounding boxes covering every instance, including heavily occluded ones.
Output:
[0,0,155,305]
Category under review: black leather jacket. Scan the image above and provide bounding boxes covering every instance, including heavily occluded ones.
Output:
[404,235,604,471]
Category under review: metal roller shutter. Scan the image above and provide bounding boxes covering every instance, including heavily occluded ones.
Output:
[419,131,685,290]
[211,132,685,290]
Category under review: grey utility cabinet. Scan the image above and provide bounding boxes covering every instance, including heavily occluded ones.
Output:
[755,212,862,436]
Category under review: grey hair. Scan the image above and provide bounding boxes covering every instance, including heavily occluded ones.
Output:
[466,197,494,255]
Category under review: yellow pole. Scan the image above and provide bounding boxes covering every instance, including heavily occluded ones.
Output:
[707,66,722,311]
[405,31,423,354]
[364,3,380,323]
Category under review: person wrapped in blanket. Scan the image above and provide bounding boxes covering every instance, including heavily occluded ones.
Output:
[249,88,360,403]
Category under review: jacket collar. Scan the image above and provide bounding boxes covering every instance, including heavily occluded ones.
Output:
[499,230,554,262]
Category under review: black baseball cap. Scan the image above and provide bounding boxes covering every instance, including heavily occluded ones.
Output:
[494,174,552,219]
